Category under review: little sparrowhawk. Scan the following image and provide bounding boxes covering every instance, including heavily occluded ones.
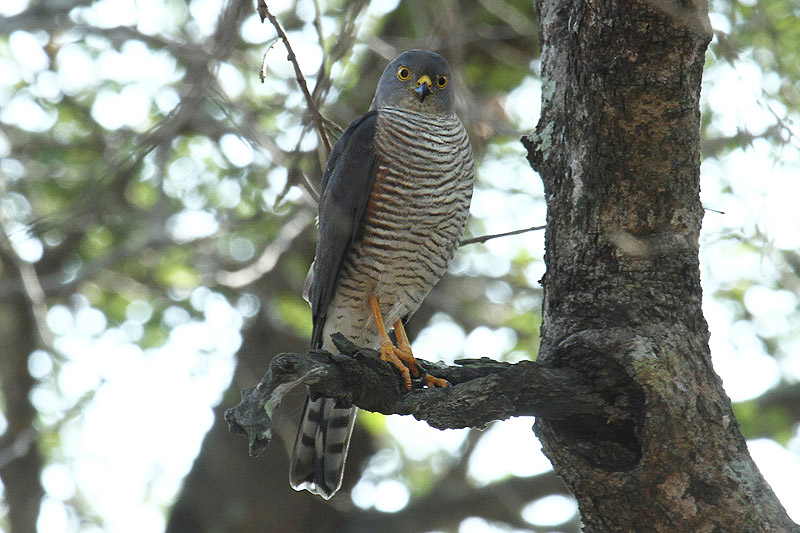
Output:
[289,50,474,499]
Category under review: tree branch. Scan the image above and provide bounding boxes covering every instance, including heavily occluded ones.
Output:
[257,1,332,155]
[461,224,546,246]
[225,333,634,458]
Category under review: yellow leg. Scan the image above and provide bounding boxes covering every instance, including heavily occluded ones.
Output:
[368,294,449,390]
[394,320,449,388]
[369,294,411,389]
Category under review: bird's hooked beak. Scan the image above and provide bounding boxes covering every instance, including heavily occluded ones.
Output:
[415,75,432,102]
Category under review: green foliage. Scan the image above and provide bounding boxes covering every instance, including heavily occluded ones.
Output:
[734,401,795,444]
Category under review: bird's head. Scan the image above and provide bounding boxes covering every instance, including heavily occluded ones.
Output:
[371,50,454,115]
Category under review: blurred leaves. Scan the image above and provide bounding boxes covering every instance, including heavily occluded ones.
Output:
[0,0,799,531]
[734,401,795,444]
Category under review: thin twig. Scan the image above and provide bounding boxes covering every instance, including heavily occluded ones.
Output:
[258,1,332,155]
[460,225,546,246]
[257,1,369,206]
[259,38,279,82]
[764,101,800,147]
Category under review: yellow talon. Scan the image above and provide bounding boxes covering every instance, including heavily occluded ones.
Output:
[368,294,448,390]
[424,374,449,388]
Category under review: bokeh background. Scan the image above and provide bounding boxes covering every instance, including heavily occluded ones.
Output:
[1,0,799,531]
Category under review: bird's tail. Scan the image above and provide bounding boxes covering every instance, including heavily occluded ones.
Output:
[289,393,357,499]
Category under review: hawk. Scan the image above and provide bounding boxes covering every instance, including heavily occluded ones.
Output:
[290,49,474,499]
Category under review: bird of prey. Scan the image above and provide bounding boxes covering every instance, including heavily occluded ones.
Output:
[290,49,475,499]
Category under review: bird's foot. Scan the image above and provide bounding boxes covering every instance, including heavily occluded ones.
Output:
[393,342,421,379]
[393,322,449,389]
[423,374,449,388]
[369,294,449,390]
[379,340,412,390]
[379,341,449,390]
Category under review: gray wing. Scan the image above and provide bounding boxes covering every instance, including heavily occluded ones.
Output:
[309,111,379,349]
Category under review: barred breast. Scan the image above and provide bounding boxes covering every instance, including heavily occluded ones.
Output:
[321,106,474,351]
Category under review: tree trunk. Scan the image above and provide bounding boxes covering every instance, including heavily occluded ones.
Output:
[0,254,44,533]
[524,0,797,531]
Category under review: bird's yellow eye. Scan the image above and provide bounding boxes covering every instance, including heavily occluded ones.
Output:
[436,75,448,88]
[397,67,411,81]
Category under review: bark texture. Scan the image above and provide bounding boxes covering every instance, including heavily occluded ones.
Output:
[524,0,797,531]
